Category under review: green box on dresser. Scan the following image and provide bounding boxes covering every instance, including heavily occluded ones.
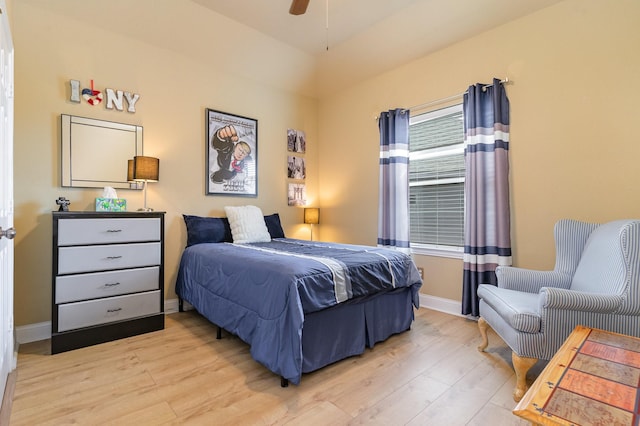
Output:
[51,211,165,354]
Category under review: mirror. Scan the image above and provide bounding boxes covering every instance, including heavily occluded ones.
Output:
[61,114,143,189]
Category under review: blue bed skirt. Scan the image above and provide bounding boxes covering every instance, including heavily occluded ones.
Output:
[301,287,414,373]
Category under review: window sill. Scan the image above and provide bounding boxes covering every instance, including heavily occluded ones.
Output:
[411,245,463,259]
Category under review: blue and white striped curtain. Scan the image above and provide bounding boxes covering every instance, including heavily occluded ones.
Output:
[461,79,512,316]
[378,109,411,253]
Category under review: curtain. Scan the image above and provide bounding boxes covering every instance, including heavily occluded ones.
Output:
[378,109,411,253]
[461,79,512,316]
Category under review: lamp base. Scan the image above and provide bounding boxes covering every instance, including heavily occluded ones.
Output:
[137,181,154,212]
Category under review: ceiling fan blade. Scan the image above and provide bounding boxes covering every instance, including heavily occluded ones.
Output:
[289,0,310,15]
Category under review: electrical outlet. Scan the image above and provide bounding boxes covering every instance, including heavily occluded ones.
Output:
[418,267,424,279]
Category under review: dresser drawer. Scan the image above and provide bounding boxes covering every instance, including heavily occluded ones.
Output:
[57,217,160,246]
[57,290,161,332]
[58,242,160,274]
[55,266,159,304]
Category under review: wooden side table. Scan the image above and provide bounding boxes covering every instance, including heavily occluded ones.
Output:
[513,325,640,425]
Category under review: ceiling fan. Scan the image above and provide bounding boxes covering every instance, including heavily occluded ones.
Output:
[289,0,310,15]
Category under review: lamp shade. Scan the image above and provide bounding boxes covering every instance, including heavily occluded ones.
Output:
[304,208,319,225]
[127,159,135,182]
[133,156,159,182]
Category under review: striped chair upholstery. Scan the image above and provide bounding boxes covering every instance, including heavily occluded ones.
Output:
[476,219,640,401]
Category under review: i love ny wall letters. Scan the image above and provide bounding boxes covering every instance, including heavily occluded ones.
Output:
[69,79,141,113]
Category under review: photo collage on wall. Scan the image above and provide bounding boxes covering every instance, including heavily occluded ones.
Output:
[287,128,307,206]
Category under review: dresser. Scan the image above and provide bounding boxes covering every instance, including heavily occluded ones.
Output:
[51,211,165,353]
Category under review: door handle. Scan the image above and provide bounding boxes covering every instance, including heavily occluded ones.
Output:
[0,227,16,240]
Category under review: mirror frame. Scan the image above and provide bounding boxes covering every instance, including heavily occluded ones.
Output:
[61,114,143,189]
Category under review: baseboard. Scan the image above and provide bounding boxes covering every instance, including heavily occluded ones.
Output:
[15,321,50,345]
[15,299,184,344]
[17,296,458,344]
[164,298,180,314]
[419,293,465,317]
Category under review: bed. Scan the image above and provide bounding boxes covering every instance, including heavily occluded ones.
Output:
[175,208,423,386]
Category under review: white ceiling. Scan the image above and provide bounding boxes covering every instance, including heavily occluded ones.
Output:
[192,0,562,55]
[191,0,422,55]
[190,0,564,95]
[20,0,565,97]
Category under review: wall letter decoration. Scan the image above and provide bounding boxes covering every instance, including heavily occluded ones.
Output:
[70,80,80,103]
[124,92,140,113]
[68,79,140,112]
[105,88,124,111]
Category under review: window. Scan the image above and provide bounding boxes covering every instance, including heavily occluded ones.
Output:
[409,104,464,257]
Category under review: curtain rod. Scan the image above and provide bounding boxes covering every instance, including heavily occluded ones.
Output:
[407,78,510,113]
[375,78,511,120]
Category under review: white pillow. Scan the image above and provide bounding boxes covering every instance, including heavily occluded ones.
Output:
[224,205,271,243]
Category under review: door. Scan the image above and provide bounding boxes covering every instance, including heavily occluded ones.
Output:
[0,0,15,402]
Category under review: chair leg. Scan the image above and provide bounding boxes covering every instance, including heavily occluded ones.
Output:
[512,352,537,402]
[477,317,489,352]
[476,317,537,401]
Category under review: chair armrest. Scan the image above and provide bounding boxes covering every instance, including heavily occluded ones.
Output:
[540,287,624,313]
[496,266,572,293]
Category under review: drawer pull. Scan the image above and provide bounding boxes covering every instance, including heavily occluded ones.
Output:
[104,282,121,287]
[107,308,122,313]
[106,256,123,260]
[106,229,123,233]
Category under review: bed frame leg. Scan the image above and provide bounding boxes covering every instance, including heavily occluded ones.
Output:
[216,326,222,340]
[280,377,289,388]
[178,298,184,312]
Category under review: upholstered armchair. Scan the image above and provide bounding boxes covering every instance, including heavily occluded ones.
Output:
[477,219,640,401]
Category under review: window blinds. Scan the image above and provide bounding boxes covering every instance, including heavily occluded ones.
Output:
[409,106,464,247]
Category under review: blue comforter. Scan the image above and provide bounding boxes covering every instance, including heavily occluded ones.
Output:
[175,238,422,384]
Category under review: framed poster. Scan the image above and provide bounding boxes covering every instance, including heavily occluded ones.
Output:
[206,108,258,196]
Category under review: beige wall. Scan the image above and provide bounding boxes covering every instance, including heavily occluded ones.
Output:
[317,0,640,302]
[11,2,318,326]
[10,0,640,327]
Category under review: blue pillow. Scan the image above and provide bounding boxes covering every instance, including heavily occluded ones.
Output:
[264,213,286,238]
[183,215,233,246]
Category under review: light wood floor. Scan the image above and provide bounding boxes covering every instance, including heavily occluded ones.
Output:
[9,308,546,425]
